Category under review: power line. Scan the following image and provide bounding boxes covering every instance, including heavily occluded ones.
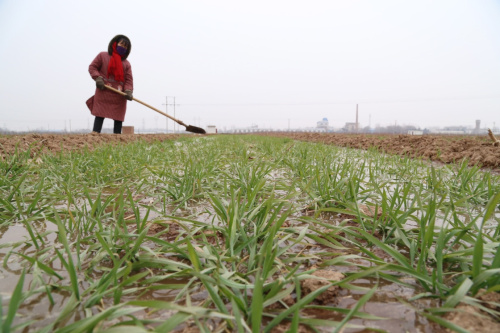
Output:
[175,95,500,107]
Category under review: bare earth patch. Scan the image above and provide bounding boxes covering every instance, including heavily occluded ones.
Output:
[301,269,345,304]
[0,133,187,159]
[443,304,500,333]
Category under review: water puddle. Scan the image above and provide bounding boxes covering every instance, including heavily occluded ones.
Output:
[301,276,440,333]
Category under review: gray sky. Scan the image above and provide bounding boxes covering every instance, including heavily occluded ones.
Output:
[1,0,499,132]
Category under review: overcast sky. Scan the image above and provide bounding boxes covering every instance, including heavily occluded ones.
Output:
[1,0,499,132]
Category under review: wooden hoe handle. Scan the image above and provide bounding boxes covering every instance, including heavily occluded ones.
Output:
[104,85,187,127]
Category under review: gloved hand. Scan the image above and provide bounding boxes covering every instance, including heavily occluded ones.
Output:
[124,90,133,101]
[95,77,105,90]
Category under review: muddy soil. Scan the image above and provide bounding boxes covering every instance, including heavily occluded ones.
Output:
[2,132,500,171]
[0,133,190,159]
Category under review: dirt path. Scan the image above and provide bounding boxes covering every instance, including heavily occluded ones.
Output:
[1,132,499,170]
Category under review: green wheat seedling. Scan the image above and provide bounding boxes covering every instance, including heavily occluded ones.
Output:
[1,134,499,332]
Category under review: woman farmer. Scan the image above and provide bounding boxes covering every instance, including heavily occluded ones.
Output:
[86,35,133,134]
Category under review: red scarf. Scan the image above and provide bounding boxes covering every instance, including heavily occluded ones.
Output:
[107,42,124,82]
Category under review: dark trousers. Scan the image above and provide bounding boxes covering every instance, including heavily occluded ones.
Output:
[93,117,123,134]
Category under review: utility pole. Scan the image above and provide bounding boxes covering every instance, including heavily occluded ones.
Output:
[163,96,179,133]
[173,97,176,133]
[162,97,169,133]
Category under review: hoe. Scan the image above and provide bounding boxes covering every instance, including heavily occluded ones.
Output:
[105,85,206,134]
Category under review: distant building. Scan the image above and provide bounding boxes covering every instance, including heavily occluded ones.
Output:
[317,118,329,129]
[473,120,481,134]
[344,122,357,132]
[408,130,423,135]
[206,125,217,134]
